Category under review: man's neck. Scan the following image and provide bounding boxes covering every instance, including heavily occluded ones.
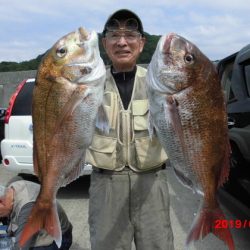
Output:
[111,66,136,81]
[112,64,136,73]
[112,65,136,73]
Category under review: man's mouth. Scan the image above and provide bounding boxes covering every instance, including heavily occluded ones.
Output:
[115,50,131,56]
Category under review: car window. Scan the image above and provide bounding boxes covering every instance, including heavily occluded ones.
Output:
[244,63,250,97]
[221,64,236,104]
[227,70,236,102]
[11,81,35,116]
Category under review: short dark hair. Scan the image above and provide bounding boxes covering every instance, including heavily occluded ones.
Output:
[102,9,144,37]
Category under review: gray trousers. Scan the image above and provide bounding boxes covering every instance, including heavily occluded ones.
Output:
[88,167,174,250]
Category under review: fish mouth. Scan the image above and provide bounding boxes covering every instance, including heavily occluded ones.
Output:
[162,32,190,57]
[72,27,105,84]
[66,27,98,73]
[76,27,98,48]
[160,32,189,67]
[160,33,178,65]
[79,27,90,41]
[77,27,95,46]
[162,32,177,54]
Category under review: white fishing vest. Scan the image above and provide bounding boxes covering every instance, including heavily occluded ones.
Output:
[86,66,167,172]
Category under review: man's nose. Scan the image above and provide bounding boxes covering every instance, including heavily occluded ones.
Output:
[117,35,127,45]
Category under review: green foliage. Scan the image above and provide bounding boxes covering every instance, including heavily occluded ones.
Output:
[0,33,161,72]
[139,32,160,64]
[0,54,44,72]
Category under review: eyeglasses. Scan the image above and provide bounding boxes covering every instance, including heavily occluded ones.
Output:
[105,31,141,43]
[106,18,139,32]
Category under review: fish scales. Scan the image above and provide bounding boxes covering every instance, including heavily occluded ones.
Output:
[19,27,108,248]
[147,33,234,250]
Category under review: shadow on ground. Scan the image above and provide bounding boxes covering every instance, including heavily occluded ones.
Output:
[57,175,90,199]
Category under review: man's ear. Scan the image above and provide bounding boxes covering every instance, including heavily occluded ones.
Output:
[102,37,107,50]
[139,37,146,53]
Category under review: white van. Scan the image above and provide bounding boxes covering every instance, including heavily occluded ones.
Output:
[0,78,92,175]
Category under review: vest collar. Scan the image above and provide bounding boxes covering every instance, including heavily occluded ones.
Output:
[111,66,136,81]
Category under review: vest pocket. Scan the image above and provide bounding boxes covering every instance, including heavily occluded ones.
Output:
[86,134,117,169]
[134,136,168,170]
[132,99,149,131]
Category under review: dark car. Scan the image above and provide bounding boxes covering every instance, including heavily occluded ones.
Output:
[217,44,250,209]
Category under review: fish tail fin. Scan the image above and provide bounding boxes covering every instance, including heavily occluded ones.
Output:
[19,200,62,248]
[186,207,235,250]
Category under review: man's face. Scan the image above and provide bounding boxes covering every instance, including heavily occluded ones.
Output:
[0,189,13,217]
[102,19,145,72]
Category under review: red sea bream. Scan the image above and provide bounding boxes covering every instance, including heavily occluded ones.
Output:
[146,33,234,250]
[19,27,108,248]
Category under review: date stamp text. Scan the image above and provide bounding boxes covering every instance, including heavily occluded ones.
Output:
[215,219,250,229]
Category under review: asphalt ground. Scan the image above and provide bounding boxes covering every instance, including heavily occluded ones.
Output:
[1,164,250,250]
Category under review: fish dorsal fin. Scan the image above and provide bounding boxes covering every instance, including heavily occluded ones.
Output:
[164,95,189,162]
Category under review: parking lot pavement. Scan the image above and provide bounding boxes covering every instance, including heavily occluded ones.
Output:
[1,164,250,250]
[168,165,250,250]
[57,176,91,250]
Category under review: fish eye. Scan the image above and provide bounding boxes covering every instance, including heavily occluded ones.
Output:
[184,53,194,64]
[56,47,67,58]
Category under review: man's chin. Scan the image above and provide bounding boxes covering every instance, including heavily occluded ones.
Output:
[113,61,136,71]
[115,54,131,60]
[115,55,135,64]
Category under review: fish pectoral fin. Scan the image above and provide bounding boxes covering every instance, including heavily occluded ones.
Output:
[63,84,90,117]
[53,84,89,133]
[165,95,188,158]
[165,95,182,133]
[95,104,110,134]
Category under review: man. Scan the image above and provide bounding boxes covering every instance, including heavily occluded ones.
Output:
[0,180,72,250]
[86,9,174,250]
